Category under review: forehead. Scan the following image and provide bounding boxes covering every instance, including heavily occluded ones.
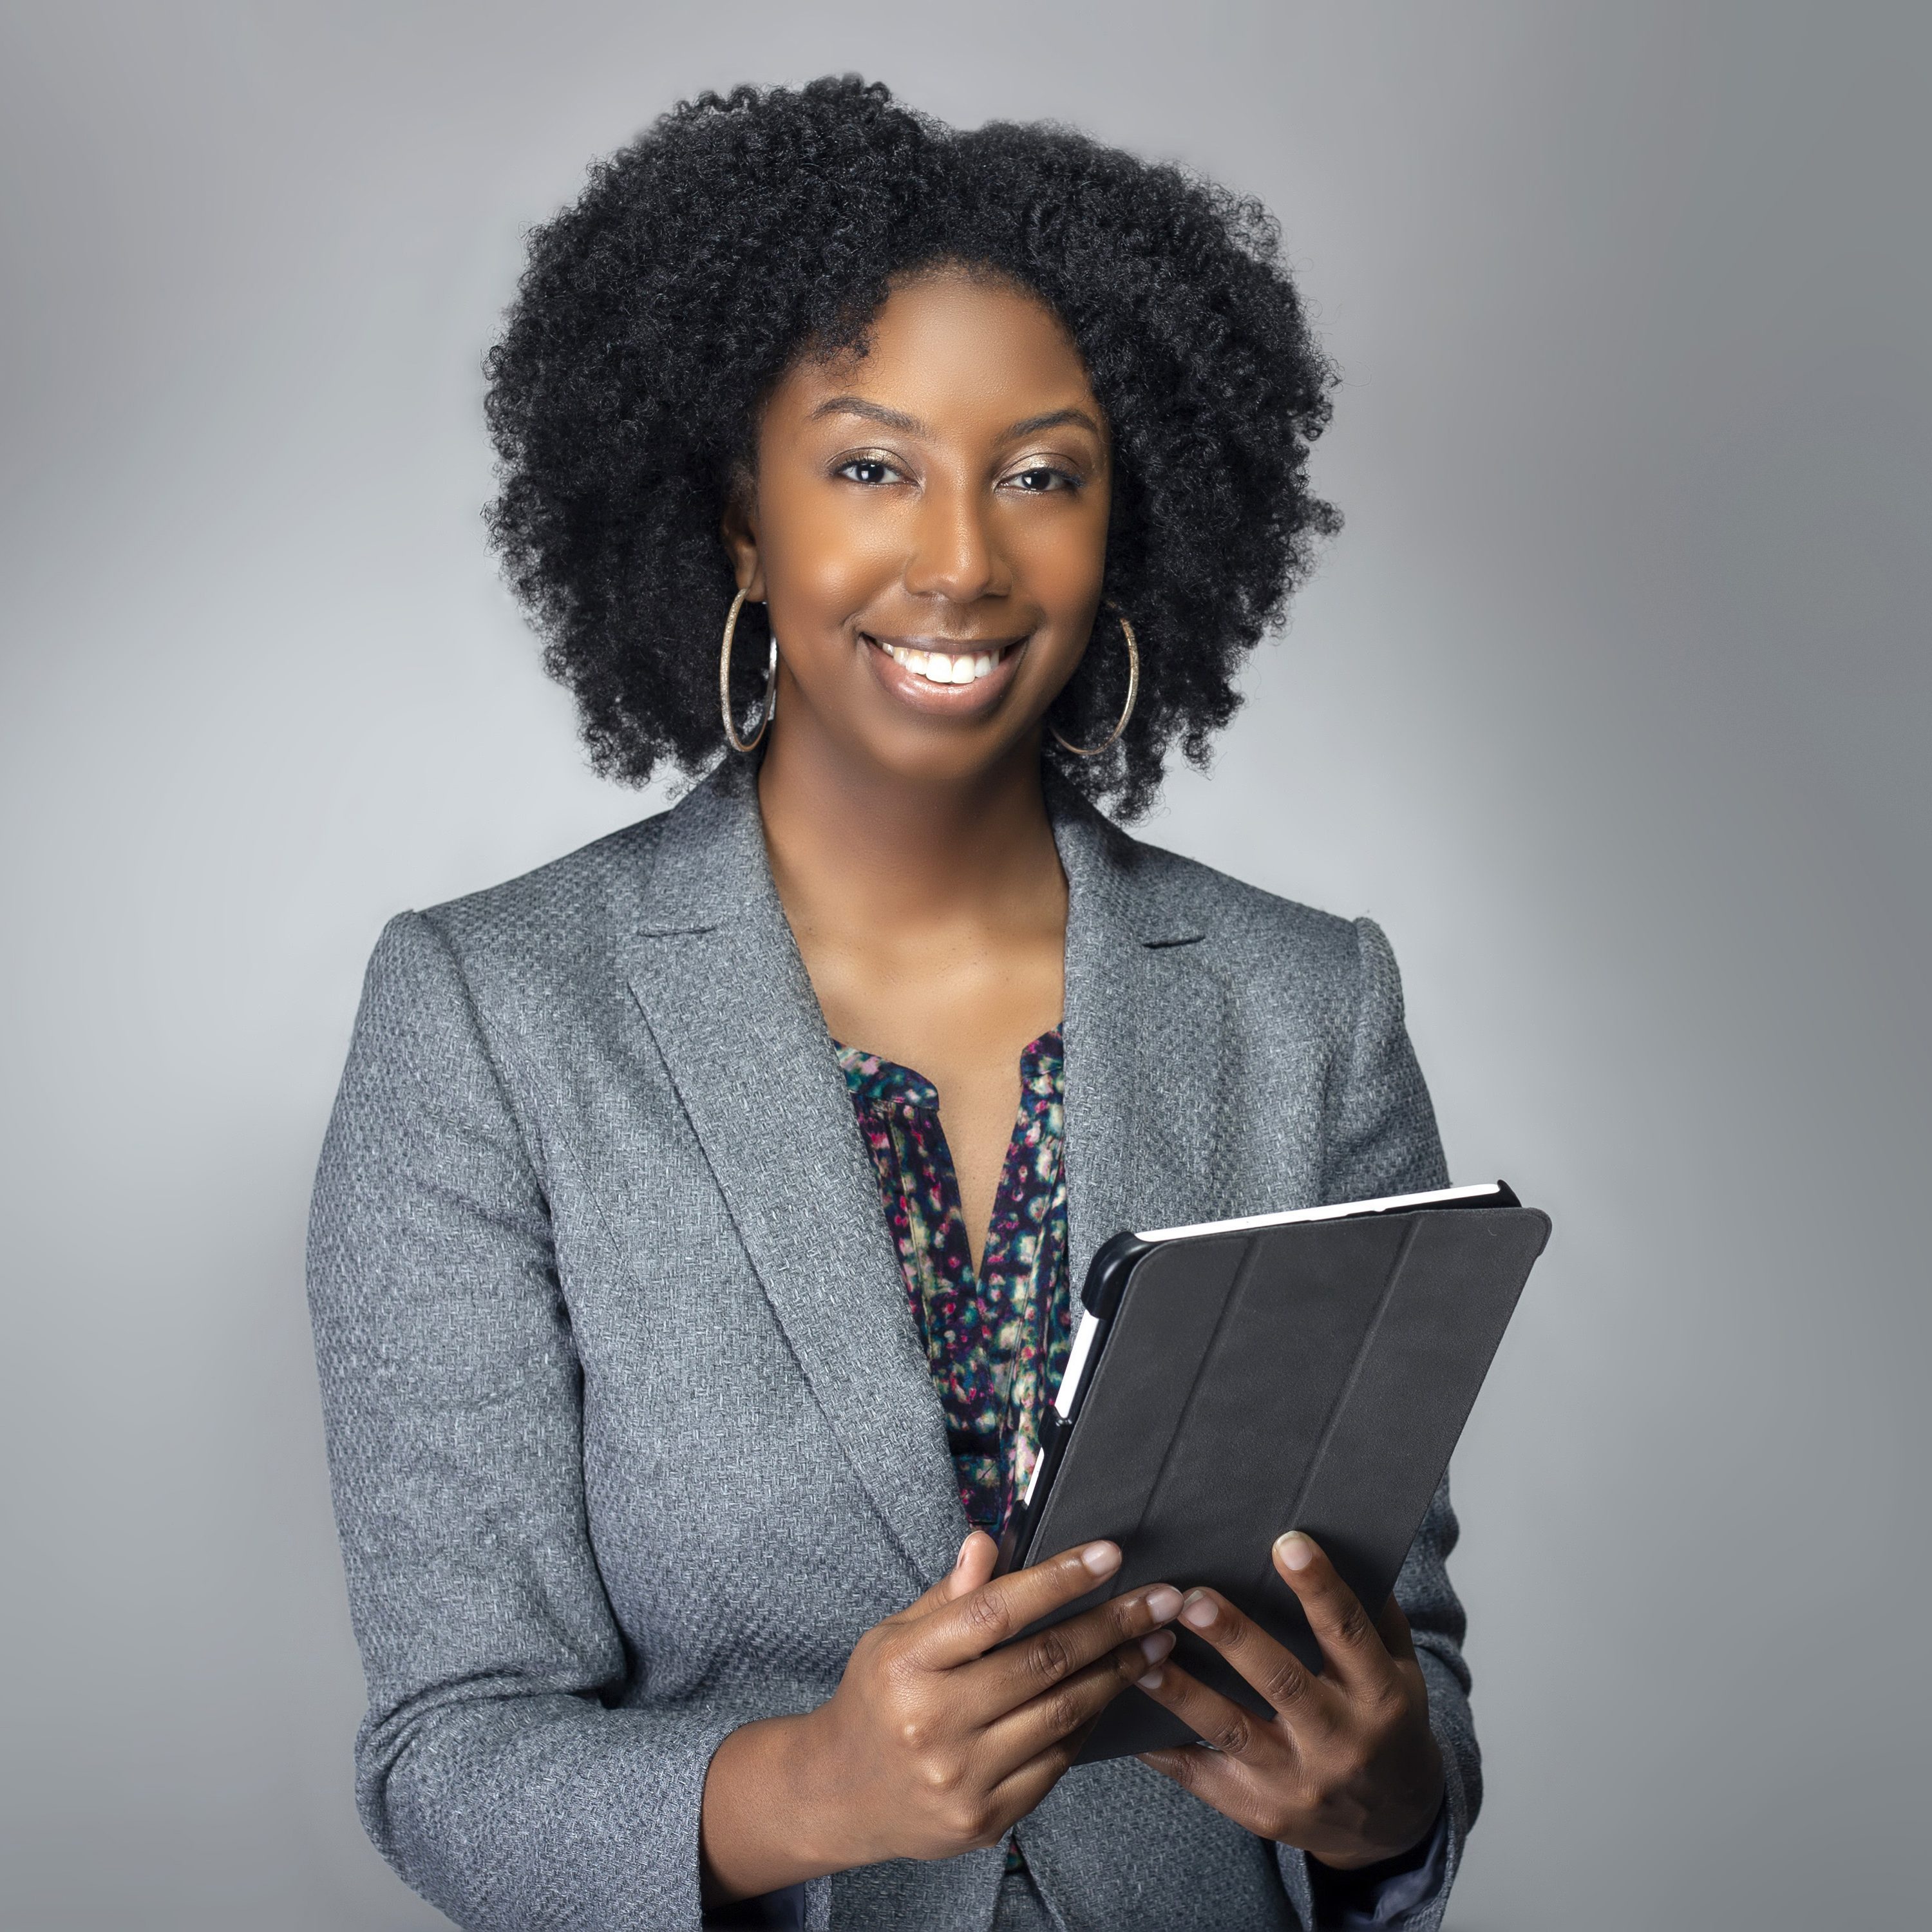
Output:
[772,269,1102,433]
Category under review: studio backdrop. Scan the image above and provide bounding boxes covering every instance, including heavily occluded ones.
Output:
[1,4,1927,1929]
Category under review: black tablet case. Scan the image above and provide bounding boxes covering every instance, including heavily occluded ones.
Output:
[996,1189,1550,1763]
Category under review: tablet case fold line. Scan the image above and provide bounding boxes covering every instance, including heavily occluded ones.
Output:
[1250,1210,1426,1609]
[1129,1233,1273,1584]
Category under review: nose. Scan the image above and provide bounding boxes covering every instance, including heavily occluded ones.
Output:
[902,475,1008,604]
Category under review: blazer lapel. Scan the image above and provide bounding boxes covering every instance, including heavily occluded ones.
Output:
[1052,790,1235,1284]
[622,775,965,1587]
[619,772,1235,1585]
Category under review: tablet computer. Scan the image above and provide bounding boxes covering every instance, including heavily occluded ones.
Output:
[996,1182,1550,1762]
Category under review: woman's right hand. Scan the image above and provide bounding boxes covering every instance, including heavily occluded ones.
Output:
[699,1531,1183,1902]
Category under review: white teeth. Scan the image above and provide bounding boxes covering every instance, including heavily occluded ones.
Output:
[882,642,1004,685]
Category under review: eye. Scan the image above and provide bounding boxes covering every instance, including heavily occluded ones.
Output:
[834,455,906,486]
[1005,464,1080,494]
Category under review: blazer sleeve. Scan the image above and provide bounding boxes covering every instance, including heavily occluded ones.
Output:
[1274,916,1481,1932]
[307,911,741,1931]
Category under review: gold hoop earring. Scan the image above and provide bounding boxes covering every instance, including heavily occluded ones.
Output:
[1050,605,1140,757]
[719,587,778,754]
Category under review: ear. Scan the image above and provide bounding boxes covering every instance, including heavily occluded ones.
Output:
[719,468,768,601]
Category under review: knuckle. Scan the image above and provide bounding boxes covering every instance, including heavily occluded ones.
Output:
[918,1754,963,1796]
[1325,1736,1375,1788]
[1040,1685,1084,1737]
[1027,1626,1075,1687]
[1256,1802,1299,1842]
[1208,1709,1255,1757]
[1260,1656,1310,1711]
[961,1589,1014,1645]
[946,1797,996,1845]
[1330,1597,1374,1649]
[1368,1678,1412,1724]
[880,1647,923,1698]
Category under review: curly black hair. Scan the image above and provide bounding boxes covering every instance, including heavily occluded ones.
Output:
[485,76,1338,819]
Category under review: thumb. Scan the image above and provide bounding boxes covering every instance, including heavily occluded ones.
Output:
[950,1528,999,1596]
[905,1530,998,1615]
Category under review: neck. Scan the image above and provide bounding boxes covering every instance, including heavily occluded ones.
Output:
[755,721,1064,935]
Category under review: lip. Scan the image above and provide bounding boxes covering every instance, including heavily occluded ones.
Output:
[860,630,1029,719]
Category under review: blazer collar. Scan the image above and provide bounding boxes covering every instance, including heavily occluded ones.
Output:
[1046,783,1225,1287]
[629,766,1208,949]
[623,767,1227,1582]
[630,768,768,937]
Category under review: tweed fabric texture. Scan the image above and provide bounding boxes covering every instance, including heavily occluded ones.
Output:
[307,766,1476,1931]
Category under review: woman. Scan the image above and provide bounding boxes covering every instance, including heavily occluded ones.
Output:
[309,78,1475,1931]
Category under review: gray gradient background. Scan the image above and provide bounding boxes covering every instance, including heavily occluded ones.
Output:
[3,4,1927,1928]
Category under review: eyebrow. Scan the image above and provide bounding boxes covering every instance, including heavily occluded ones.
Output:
[1003,406,1104,440]
[809,396,1105,442]
[810,396,928,435]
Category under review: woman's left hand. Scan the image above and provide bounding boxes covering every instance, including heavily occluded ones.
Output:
[1133,1531,1444,1870]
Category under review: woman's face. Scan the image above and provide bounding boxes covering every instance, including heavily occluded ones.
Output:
[725,269,1112,791]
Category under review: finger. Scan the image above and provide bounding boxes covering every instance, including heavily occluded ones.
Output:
[1271,1533,1397,1690]
[977,1630,1172,1794]
[948,1530,999,1598]
[886,1531,999,1626]
[1130,1647,1294,1762]
[1172,1587,1335,1734]
[974,1631,1167,1808]
[1137,1739,1259,1819]
[979,1723,1106,1838]
[953,1582,1184,1727]
[906,1539,1124,1670]
[1374,1593,1417,1663]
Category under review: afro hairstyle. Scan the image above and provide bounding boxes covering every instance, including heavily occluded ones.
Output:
[484,75,1338,819]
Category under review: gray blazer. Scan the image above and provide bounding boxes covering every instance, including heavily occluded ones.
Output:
[308,766,1479,1932]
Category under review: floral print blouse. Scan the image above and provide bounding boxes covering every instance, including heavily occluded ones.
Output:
[835,1028,1074,1540]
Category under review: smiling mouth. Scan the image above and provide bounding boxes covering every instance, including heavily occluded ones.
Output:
[863,634,1023,687]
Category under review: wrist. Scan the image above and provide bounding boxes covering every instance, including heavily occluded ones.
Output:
[779,1699,876,1876]
[1308,1786,1446,1876]
[1306,1741,1445,1873]
[701,1708,853,1903]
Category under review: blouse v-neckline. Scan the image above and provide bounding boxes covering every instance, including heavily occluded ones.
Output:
[833,1029,1074,1536]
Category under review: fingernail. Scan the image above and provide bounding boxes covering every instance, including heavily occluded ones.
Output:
[1275,1531,1316,1572]
[1079,1540,1122,1577]
[956,1536,974,1570]
[1137,1665,1165,1690]
[1179,1589,1217,1631]
[1138,1629,1176,1665]
[1143,1585,1183,1622]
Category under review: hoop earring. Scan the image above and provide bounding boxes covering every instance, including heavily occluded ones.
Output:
[1050,605,1140,757]
[719,587,778,754]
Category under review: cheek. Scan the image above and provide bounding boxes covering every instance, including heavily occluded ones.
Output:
[1011,507,1110,630]
[761,489,904,630]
